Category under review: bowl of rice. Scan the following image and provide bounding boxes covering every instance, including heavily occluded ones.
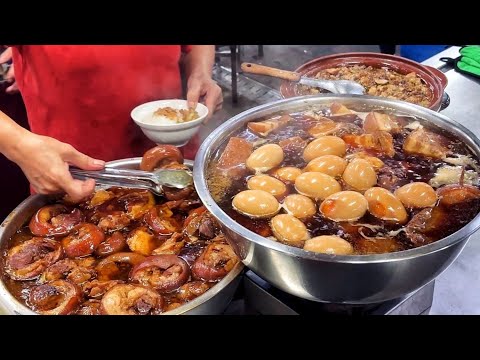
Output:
[131,99,208,146]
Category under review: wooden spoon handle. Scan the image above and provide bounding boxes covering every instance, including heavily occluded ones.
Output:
[241,63,301,82]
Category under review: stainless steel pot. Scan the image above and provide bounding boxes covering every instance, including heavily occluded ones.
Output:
[194,94,480,304]
[0,158,244,315]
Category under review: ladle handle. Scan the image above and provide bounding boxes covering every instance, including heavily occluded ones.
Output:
[241,63,301,82]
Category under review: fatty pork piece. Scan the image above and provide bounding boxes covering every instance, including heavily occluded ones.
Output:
[304,109,358,124]
[307,116,363,138]
[40,257,96,285]
[216,137,253,179]
[247,115,290,137]
[325,105,364,129]
[343,131,395,157]
[126,227,163,256]
[403,127,450,159]
[363,112,401,134]
[405,184,480,246]
[330,102,354,115]
[279,136,308,152]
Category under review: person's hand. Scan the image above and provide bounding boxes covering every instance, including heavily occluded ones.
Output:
[0,47,18,94]
[12,133,105,201]
[186,74,223,122]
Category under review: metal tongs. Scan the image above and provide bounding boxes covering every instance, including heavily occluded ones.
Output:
[70,167,193,196]
[0,63,11,84]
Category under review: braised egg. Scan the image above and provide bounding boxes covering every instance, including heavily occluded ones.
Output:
[320,191,368,222]
[303,136,346,162]
[346,152,384,170]
[247,175,287,198]
[295,172,341,200]
[304,236,354,255]
[394,182,437,208]
[364,187,408,224]
[246,144,284,173]
[271,214,310,246]
[282,194,316,219]
[304,155,347,178]
[232,190,280,218]
[272,167,302,183]
[343,159,377,191]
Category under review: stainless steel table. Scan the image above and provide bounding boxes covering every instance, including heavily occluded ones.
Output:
[422,46,480,314]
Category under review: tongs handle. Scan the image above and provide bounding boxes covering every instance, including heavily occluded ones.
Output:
[87,167,157,182]
[104,167,193,188]
[70,168,162,194]
[69,166,192,193]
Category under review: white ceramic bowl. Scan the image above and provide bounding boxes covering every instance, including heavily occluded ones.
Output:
[131,99,208,147]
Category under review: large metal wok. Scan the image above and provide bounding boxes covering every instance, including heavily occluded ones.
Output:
[0,159,244,315]
[194,95,480,304]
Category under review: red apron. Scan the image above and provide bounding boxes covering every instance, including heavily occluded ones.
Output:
[12,45,199,162]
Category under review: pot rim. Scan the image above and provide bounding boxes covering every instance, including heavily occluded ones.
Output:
[194,94,480,264]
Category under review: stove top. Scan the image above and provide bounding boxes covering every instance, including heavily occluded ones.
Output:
[238,271,434,315]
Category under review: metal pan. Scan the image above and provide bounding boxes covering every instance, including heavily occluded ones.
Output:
[0,158,244,315]
[194,94,480,304]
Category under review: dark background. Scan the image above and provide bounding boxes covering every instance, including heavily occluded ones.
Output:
[0,85,30,221]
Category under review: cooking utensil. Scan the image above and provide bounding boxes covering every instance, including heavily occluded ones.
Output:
[279,52,449,111]
[241,62,366,95]
[70,166,193,196]
[0,63,9,76]
[194,94,480,304]
[0,158,244,315]
[0,64,11,84]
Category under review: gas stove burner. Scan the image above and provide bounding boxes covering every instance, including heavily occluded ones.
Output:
[243,271,434,315]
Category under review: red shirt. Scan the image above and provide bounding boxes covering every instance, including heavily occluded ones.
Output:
[12,45,199,161]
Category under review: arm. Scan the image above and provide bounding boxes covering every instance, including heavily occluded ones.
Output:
[184,45,215,80]
[184,45,223,121]
[0,110,105,201]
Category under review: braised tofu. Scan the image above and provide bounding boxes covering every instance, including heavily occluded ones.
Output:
[217,137,253,178]
[247,115,290,137]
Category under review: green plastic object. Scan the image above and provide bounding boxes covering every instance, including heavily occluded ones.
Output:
[457,46,480,77]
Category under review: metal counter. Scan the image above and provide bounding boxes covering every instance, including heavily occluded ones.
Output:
[422,46,480,314]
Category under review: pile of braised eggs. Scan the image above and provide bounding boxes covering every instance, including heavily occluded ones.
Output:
[231,139,426,255]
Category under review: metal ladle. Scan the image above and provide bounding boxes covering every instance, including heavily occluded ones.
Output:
[241,62,366,95]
